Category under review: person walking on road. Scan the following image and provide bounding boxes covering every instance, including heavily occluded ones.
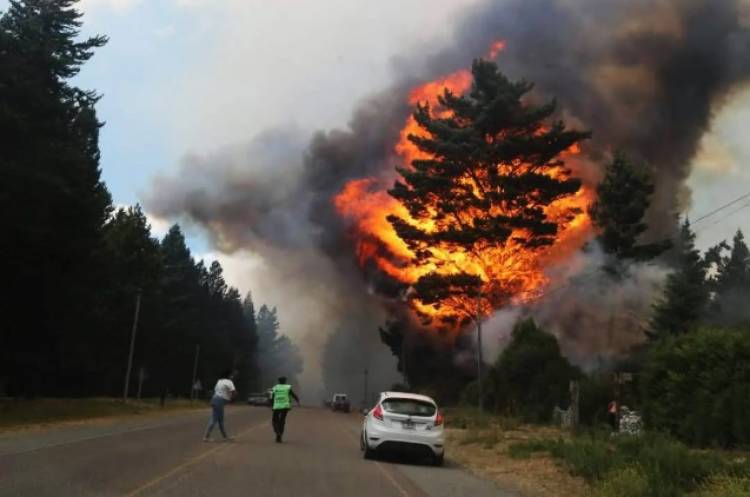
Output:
[271,376,300,443]
[203,369,236,442]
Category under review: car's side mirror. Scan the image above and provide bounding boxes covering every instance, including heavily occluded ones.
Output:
[361,408,369,415]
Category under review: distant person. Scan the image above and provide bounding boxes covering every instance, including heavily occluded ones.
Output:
[608,400,618,430]
[270,376,300,443]
[203,370,236,442]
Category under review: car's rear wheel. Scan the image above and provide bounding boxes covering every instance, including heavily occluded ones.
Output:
[361,432,374,459]
[432,452,444,467]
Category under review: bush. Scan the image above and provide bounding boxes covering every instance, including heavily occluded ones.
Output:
[485,318,579,422]
[595,467,650,497]
[579,374,616,427]
[694,476,750,497]
[640,327,750,447]
[509,432,747,497]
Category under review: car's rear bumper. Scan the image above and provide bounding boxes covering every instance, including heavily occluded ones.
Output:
[365,423,444,456]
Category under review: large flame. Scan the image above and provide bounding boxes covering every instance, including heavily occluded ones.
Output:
[335,45,594,328]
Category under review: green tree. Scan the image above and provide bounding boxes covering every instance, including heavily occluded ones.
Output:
[648,220,709,338]
[0,0,111,395]
[256,305,303,387]
[485,318,578,422]
[93,205,163,394]
[589,154,670,271]
[705,230,750,327]
[387,59,590,326]
[641,327,750,447]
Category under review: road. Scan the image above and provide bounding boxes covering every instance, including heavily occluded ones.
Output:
[0,407,515,497]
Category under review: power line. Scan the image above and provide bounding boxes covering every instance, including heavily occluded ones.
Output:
[692,191,750,225]
[695,200,750,234]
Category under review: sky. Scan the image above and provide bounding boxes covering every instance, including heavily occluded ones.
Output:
[3,0,750,294]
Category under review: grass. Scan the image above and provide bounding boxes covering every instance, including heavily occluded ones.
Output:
[0,397,200,431]
[693,475,750,497]
[447,407,523,449]
[507,432,750,497]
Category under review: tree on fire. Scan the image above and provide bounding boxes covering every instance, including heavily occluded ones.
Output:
[387,60,590,326]
[589,154,670,272]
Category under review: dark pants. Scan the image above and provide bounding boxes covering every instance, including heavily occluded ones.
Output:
[272,408,290,436]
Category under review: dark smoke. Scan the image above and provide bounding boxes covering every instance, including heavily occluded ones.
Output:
[434,0,750,236]
[145,0,750,382]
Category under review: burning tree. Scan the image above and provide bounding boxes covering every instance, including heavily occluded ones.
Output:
[386,60,590,327]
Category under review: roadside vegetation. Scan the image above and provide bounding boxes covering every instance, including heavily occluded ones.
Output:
[0,398,201,432]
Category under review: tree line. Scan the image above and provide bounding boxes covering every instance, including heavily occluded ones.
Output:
[0,0,301,398]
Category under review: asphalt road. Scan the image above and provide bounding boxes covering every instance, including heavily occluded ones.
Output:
[0,406,515,497]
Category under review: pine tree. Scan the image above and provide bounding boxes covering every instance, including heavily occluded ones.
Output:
[649,220,709,338]
[94,205,163,394]
[0,0,111,395]
[589,154,670,271]
[706,230,750,327]
[256,305,302,386]
[387,59,590,326]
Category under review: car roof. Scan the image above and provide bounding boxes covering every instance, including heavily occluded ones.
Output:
[379,391,437,404]
[333,393,347,397]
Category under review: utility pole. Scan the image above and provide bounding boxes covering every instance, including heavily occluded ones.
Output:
[363,368,369,409]
[190,344,200,402]
[476,291,484,413]
[137,366,146,400]
[123,290,142,403]
[401,337,408,387]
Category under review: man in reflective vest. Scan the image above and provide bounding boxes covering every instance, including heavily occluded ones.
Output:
[271,376,300,443]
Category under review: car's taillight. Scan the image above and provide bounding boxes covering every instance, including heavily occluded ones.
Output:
[435,410,444,426]
[373,404,384,421]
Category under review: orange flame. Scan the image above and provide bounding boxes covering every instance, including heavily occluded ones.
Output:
[335,43,593,329]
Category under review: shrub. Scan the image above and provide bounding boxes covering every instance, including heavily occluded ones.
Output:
[485,318,579,422]
[579,373,616,427]
[511,432,745,497]
[595,467,650,497]
[640,327,750,447]
[694,476,750,497]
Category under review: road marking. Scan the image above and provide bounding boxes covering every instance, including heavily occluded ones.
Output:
[339,425,412,497]
[123,422,264,497]
[374,461,412,497]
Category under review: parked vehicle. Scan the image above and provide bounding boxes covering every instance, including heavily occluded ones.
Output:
[331,393,350,412]
[360,392,444,466]
[247,392,271,406]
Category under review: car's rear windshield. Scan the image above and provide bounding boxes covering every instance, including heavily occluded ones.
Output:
[382,398,436,416]
[334,395,347,400]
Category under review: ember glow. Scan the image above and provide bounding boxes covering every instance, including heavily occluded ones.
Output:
[335,44,594,329]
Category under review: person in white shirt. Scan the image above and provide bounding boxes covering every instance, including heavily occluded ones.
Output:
[203,369,236,441]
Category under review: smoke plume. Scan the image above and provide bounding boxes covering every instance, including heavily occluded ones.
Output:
[145,0,750,385]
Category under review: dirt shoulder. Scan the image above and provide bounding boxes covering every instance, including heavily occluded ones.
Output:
[447,425,591,497]
[0,397,204,434]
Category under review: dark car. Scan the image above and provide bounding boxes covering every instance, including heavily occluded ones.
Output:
[331,393,350,412]
[247,392,271,406]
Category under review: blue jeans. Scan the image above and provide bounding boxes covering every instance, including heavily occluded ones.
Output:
[205,397,228,438]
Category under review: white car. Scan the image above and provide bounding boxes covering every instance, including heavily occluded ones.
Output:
[360,392,445,466]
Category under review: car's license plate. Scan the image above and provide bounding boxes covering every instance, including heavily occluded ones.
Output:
[402,420,416,430]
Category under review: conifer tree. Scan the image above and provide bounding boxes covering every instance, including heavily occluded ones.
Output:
[387,60,589,326]
[0,0,110,394]
[589,154,670,271]
[705,230,750,327]
[649,220,709,338]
